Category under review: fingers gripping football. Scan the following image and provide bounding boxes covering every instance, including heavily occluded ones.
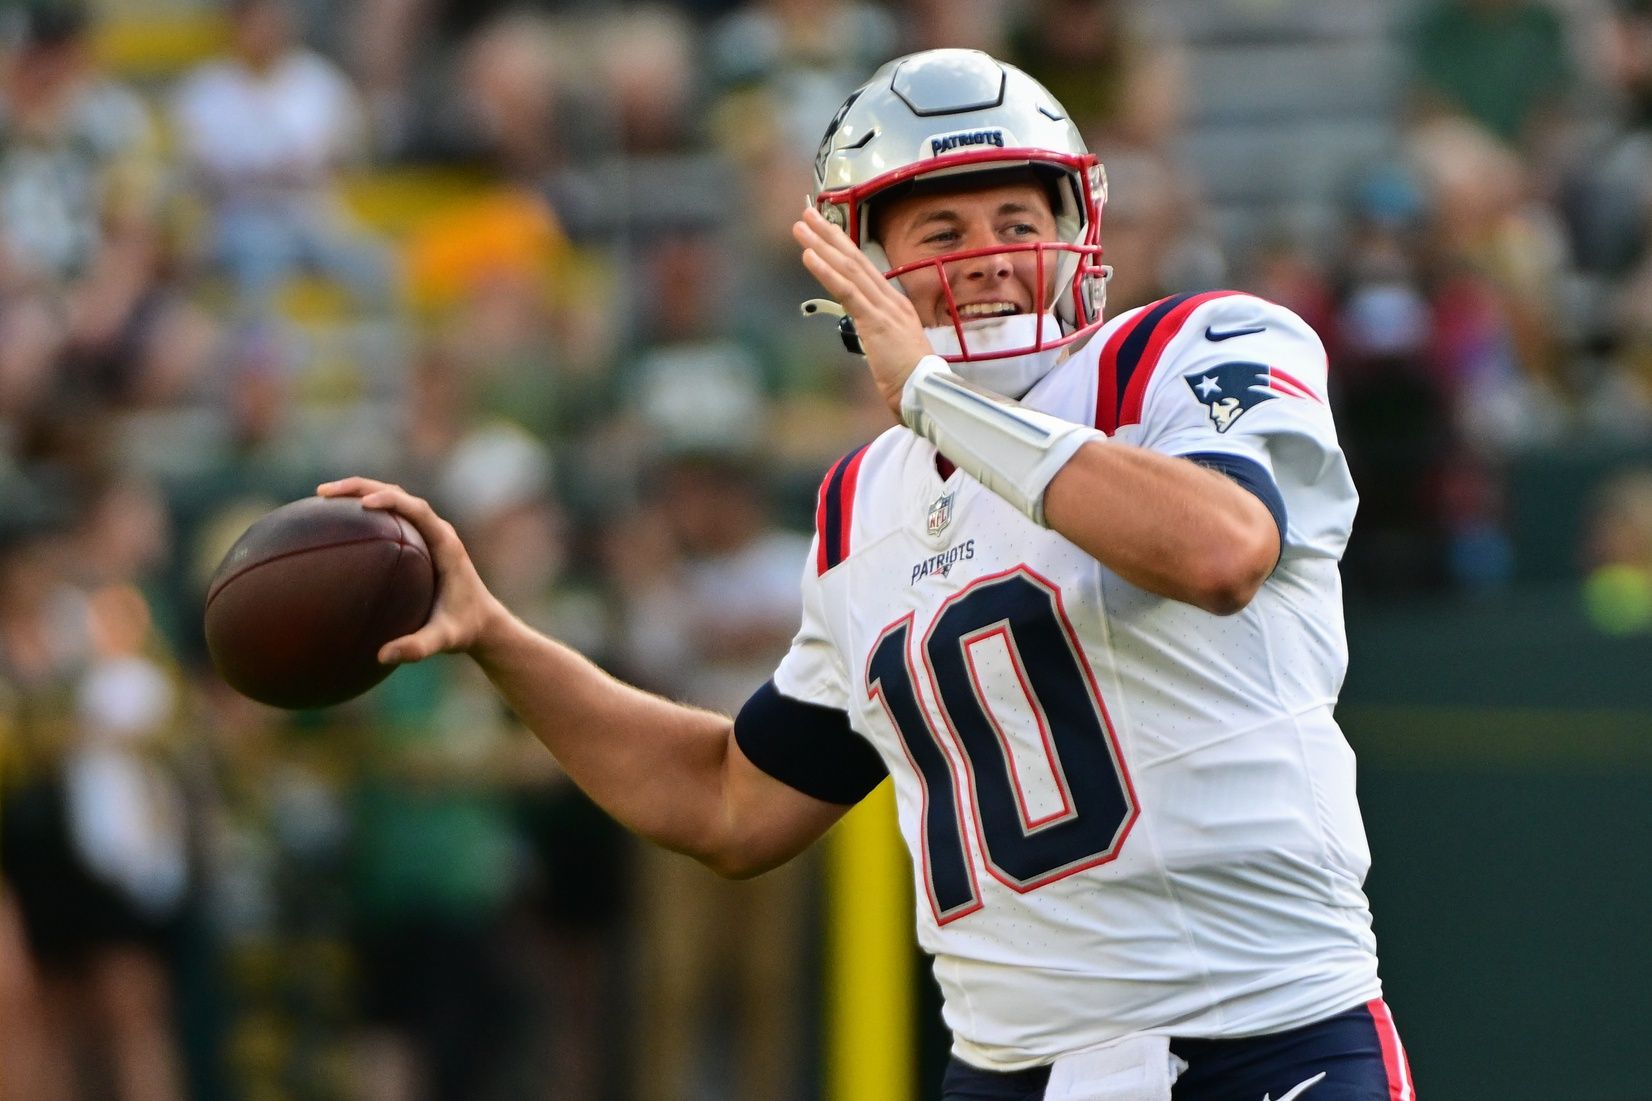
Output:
[794,207,933,416]
[317,477,499,664]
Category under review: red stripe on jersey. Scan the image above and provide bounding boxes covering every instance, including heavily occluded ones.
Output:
[1093,305,1155,435]
[836,445,868,567]
[1270,366,1323,403]
[1116,290,1243,428]
[815,444,871,575]
[814,452,848,576]
[1367,998,1415,1100]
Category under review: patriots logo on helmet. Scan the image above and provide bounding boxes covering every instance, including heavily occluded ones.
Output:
[1185,361,1280,432]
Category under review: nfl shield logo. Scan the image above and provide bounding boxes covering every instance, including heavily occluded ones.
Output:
[927,492,954,538]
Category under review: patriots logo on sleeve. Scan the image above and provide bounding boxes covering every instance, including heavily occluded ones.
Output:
[1185,361,1317,432]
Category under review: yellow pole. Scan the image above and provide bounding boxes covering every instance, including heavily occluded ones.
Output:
[825,783,915,1101]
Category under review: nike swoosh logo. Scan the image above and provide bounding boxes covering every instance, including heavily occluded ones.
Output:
[1262,1071,1327,1101]
[1206,325,1266,341]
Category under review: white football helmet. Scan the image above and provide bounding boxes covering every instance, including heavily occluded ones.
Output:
[810,49,1109,393]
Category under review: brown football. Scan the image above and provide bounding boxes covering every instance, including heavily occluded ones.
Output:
[204,496,436,709]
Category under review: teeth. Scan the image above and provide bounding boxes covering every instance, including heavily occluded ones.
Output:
[958,302,1020,319]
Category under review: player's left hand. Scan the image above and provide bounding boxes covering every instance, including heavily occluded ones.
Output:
[794,206,933,418]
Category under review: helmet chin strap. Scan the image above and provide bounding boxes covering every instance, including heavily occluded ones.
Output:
[924,313,1070,400]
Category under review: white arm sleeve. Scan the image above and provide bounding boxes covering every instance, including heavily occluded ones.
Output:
[901,356,1104,527]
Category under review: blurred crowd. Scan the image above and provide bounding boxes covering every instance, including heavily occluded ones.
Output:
[3,0,1652,1099]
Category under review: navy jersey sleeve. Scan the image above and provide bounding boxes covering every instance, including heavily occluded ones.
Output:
[1181,450,1288,552]
[734,680,887,806]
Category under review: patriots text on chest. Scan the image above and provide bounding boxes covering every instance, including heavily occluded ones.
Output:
[911,540,976,584]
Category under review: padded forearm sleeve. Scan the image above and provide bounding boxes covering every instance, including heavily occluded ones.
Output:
[900,355,1103,526]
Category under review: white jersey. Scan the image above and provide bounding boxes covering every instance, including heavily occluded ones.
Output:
[771,292,1381,1070]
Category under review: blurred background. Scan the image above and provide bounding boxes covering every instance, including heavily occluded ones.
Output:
[1,0,1650,1097]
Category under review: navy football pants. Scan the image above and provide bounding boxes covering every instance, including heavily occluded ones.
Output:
[942,999,1413,1100]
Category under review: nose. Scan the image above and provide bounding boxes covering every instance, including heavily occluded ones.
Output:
[952,245,1014,284]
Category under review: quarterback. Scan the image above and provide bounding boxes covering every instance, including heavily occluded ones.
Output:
[322,49,1413,1101]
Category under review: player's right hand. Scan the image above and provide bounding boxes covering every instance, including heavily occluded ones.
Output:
[317,477,506,665]
[794,205,933,418]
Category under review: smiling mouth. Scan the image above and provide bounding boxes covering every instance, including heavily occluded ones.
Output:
[956,302,1021,320]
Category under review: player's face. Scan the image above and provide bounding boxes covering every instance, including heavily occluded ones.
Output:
[874,181,1062,329]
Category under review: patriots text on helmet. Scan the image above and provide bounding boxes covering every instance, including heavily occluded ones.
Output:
[927,129,1007,157]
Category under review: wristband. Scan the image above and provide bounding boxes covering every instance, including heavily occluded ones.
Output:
[900,355,1102,526]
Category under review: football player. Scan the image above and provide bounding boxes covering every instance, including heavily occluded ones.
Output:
[322,49,1413,1101]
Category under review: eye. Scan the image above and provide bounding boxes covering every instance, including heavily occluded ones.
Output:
[921,228,960,247]
[1004,222,1040,238]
